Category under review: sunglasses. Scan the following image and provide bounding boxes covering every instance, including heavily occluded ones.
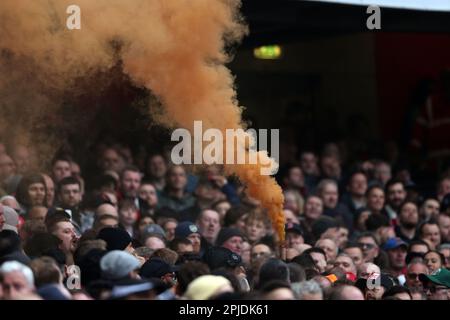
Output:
[407,273,420,280]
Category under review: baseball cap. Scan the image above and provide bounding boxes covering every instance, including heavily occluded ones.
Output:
[100,250,141,280]
[383,237,407,251]
[110,279,156,300]
[203,246,242,271]
[140,257,178,279]
[419,268,450,288]
[1,206,19,233]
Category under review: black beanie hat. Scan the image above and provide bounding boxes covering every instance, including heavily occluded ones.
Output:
[216,227,243,246]
[97,227,132,251]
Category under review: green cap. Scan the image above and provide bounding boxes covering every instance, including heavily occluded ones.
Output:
[419,268,450,288]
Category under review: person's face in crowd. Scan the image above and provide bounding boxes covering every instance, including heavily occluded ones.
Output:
[421,224,441,249]
[240,241,251,266]
[374,162,391,185]
[145,236,165,250]
[96,203,118,218]
[424,282,450,300]
[321,183,338,209]
[70,161,81,178]
[356,210,371,231]
[235,213,248,233]
[119,206,138,227]
[304,196,323,221]
[367,188,385,212]
[0,154,16,181]
[168,165,187,192]
[138,217,154,234]
[365,285,385,300]
[59,183,82,208]
[28,182,46,207]
[315,239,338,262]
[138,184,158,208]
[163,220,177,241]
[177,242,194,254]
[320,156,341,179]
[101,148,124,173]
[399,202,419,229]
[1,271,34,300]
[387,182,406,209]
[349,173,367,197]
[387,246,407,270]
[264,288,296,300]
[12,145,33,174]
[286,232,304,249]
[377,225,396,245]
[409,244,429,255]
[300,152,319,176]
[28,206,47,222]
[197,209,220,242]
[424,251,443,274]
[358,262,380,279]
[357,236,379,263]
[334,255,356,274]
[406,263,428,290]
[54,221,79,253]
[222,236,243,255]
[283,209,299,225]
[344,247,364,267]
[438,214,450,243]
[287,166,304,188]
[186,233,201,253]
[42,175,55,207]
[336,227,349,249]
[195,182,224,203]
[245,219,267,243]
[310,252,327,274]
[283,191,300,214]
[420,199,440,221]
[214,201,231,223]
[438,178,450,200]
[286,248,300,261]
[148,155,167,179]
[439,248,450,268]
[121,170,141,198]
[250,244,273,264]
[53,160,71,183]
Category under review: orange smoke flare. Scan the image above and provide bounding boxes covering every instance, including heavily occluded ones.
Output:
[0,0,285,241]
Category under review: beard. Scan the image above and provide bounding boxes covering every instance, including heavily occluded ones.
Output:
[401,221,417,229]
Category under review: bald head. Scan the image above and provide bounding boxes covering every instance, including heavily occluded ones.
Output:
[330,285,364,300]
[96,203,118,218]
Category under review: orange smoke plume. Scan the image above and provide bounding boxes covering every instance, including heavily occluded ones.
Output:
[0,0,285,241]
